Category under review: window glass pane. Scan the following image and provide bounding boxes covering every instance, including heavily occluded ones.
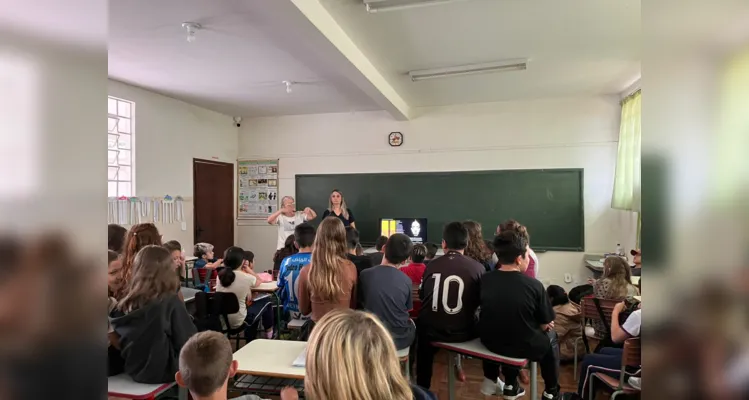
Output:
[108,150,118,166]
[108,166,119,180]
[117,149,131,166]
[118,118,131,134]
[118,166,131,181]
[118,182,131,197]
[108,117,119,133]
[108,134,119,149]
[108,182,117,197]
[117,134,131,150]
[117,100,131,118]
[108,98,117,115]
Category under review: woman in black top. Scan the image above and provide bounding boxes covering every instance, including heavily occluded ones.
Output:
[321,189,356,228]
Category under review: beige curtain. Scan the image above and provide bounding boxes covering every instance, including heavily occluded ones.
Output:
[611,90,642,211]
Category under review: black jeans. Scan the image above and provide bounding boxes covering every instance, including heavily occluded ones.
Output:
[482,330,560,393]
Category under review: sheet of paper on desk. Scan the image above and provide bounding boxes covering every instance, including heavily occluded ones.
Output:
[292,346,307,367]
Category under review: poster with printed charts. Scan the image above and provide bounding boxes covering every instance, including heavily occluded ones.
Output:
[237,159,279,219]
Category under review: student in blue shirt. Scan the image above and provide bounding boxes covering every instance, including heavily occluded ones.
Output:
[277,223,316,319]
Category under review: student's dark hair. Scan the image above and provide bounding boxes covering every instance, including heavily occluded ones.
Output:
[273,235,298,263]
[243,250,254,263]
[463,220,492,263]
[493,229,529,265]
[498,219,530,241]
[546,285,569,307]
[443,222,469,250]
[484,239,495,253]
[411,244,427,264]
[163,240,182,253]
[425,242,439,259]
[374,235,388,252]
[384,234,413,265]
[345,227,360,250]
[295,222,317,249]
[217,246,245,287]
[108,224,127,253]
[108,249,119,264]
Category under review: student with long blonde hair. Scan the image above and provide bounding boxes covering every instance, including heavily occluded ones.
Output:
[280,309,435,400]
[591,256,639,337]
[322,189,356,228]
[298,217,357,323]
[109,245,196,383]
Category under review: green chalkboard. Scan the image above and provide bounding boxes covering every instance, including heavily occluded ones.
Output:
[295,169,584,251]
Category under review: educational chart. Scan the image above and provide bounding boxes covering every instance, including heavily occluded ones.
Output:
[237,159,279,219]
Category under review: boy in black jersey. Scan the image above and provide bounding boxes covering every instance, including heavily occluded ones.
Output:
[416,222,485,389]
[479,230,560,399]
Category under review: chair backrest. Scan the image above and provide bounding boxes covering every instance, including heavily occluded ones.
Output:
[581,297,620,327]
[193,292,240,333]
[619,337,642,388]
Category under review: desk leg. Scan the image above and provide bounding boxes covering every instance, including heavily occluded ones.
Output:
[272,292,281,339]
[530,361,537,400]
[447,351,455,400]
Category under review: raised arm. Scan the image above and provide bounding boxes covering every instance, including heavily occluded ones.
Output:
[267,209,284,225]
[303,207,317,221]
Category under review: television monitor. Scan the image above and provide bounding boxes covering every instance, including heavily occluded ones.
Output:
[380,218,427,244]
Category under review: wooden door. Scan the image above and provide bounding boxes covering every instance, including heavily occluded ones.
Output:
[193,159,234,257]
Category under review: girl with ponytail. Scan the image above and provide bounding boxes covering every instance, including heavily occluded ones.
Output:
[115,223,162,300]
[216,247,274,339]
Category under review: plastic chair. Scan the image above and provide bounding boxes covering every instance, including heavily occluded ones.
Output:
[589,338,641,399]
[574,297,621,379]
[193,292,270,348]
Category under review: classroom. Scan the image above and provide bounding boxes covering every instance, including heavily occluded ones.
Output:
[107,1,645,399]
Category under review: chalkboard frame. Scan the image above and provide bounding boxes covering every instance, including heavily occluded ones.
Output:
[296,168,585,252]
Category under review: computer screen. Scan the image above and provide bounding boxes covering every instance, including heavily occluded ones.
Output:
[380,218,427,244]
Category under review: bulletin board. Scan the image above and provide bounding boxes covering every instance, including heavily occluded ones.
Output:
[237,159,279,220]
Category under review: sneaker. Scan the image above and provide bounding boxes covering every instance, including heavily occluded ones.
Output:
[542,390,560,399]
[502,383,526,399]
[628,376,641,390]
[480,378,505,396]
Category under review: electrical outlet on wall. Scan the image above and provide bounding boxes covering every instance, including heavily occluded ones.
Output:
[564,273,573,283]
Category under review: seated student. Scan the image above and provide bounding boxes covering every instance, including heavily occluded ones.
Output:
[194,242,223,291]
[359,233,415,350]
[547,285,584,361]
[279,309,435,400]
[479,229,560,399]
[369,235,388,266]
[278,223,316,319]
[116,223,163,300]
[400,243,427,285]
[416,222,485,390]
[216,247,274,339]
[298,217,357,324]
[497,220,540,279]
[163,240,185,280]
[273,235,298,272]
[108,223,127,254]
[590,257,640,336]
[176,331,268,400]
[109,245,197,383]
[464,220,494,271]
[107,250,124,377]
[424,242,439,265]
[571,302,642,399]
[345,226,373,276]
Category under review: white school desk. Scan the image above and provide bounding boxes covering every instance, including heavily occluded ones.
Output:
[631,276,640,286]
[234,339,307,380]
[107,374,186,400]
[433,339,537,400]
[180,287,200,303]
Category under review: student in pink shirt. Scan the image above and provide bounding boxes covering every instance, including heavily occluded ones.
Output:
[399,244,427,285]
[497,220,539,279]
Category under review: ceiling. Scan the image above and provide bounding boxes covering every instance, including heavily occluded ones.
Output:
[108,0,647,118]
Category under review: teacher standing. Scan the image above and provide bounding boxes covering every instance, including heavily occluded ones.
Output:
[322,189,356,229]
[267,196,317,249]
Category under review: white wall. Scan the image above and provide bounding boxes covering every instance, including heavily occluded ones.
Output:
[237,96,637,288]
[108,80,238,252]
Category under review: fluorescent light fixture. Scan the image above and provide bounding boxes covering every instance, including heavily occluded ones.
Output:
[408,59,528,82]
[365,0,470,13]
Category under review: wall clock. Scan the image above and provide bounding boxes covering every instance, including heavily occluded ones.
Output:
[388,132,403,147]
